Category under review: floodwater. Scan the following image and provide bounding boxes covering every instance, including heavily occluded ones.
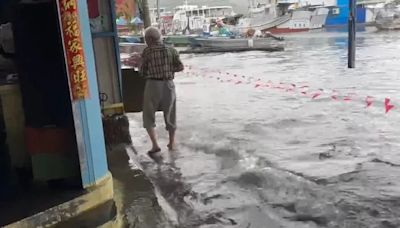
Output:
[126,28,400,228]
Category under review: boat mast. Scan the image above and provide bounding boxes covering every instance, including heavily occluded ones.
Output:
[156,0,160,28]
[184,0,189,10]
[249,0,253,17]
[183,0,190,34]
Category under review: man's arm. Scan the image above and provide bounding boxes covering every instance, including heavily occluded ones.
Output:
[139,48,149,76]
[172,48,184,72]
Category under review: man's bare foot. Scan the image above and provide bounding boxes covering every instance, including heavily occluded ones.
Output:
[167,143,177,151]
[148,147,161,154]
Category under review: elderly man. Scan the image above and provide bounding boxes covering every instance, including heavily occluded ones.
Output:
[140,27,184,153]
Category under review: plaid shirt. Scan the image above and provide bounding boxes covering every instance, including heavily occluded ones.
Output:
[140,44,184,80]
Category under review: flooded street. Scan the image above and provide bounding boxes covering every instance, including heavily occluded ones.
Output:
[127,28,400,228]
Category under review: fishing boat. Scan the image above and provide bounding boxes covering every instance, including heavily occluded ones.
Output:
[236,1,285,33]
[266,10,313,33]
[375,2,400,30]
[262,8,329,33]
[171,1,237,34]
[184,35,284,53]
[174,4,236,20]
[237,1,329,34]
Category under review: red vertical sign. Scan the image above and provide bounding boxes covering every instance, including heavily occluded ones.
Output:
[58,0,90,100]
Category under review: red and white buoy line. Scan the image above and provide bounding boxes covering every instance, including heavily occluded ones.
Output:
[182,65,397,114]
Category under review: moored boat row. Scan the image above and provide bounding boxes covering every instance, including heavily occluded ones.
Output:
[116,0,400,56]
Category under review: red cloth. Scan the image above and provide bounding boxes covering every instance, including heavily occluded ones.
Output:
[25,127,76,155]
[87,0,100,19]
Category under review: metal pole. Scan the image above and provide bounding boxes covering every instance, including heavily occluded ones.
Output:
[157,0,160,28]
[348,0,356,68]
[142,0,151,28]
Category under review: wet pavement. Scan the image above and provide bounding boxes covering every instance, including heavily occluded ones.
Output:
[127,28,400,228]
[107,144,173,228]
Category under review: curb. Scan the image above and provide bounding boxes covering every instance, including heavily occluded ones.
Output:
[4,173,114,228]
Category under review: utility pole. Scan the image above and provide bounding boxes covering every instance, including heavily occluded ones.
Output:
[142,0,151,28]
[348,0,356,68]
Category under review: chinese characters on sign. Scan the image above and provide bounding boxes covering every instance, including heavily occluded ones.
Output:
[59,0,90,100]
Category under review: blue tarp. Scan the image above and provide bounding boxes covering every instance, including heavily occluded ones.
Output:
[116,17,143,25]
[131,17,143,25]
[116,17,128,26]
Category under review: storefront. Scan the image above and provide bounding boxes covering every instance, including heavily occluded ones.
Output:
[0,0,121,226]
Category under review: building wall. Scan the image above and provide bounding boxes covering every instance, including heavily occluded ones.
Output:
[91,0,122,106]
[74,0,110,186]
[93,37,121,105]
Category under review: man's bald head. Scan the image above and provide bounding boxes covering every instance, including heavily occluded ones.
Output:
[144,27,161,46]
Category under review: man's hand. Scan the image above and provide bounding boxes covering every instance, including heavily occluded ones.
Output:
[174,63,184,72]
[122,52,142,68]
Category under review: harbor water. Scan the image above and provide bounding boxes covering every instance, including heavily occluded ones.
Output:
[126,28,400,228]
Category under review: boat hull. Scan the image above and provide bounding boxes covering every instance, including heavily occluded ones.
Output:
[164,35,194,46]
[263,10,313,34]
[189,37,282,49]
[237,15,291,33]
[237,8,328,34]
[267,27,309,33]
[310,8,330,29]
[180,46,284,54]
